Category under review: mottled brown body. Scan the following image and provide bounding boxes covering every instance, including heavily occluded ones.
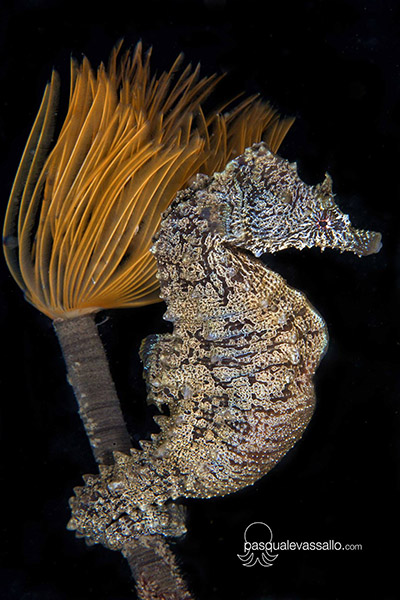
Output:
[68,143,381,549]
[141,187,327,497]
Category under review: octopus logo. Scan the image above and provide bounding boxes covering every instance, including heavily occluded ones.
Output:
[237,521,279,567]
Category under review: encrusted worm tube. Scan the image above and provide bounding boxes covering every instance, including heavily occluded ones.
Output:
[54,313,193,599]
[123,536,193,600]
[53,314,132,465]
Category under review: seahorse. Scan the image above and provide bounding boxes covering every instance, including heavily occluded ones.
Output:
[68,142,381,550]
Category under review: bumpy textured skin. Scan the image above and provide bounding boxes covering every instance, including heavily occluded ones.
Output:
[68,143,381,550]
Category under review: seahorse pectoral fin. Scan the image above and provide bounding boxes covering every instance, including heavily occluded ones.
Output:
[139,333,160,370]
[140,333,183,407]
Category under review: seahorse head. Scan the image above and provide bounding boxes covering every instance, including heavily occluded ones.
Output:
[214,143,381,257]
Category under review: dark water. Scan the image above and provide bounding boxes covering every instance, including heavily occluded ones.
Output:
[0,1,398,599]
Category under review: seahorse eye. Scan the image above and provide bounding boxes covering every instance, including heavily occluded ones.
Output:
[317,210,330,229]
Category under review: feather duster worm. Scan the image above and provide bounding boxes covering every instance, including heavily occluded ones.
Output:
[2,43,296,599]
[3,43,293,465]
[3,42,292,319]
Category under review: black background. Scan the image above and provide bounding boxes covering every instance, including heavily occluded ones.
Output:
[0,1,398,599]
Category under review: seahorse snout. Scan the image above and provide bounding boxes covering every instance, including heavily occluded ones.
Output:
[363,231,382,255]
[347,228,382,257]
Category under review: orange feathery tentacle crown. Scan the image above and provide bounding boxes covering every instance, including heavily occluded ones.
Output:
[3,41,294,320]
